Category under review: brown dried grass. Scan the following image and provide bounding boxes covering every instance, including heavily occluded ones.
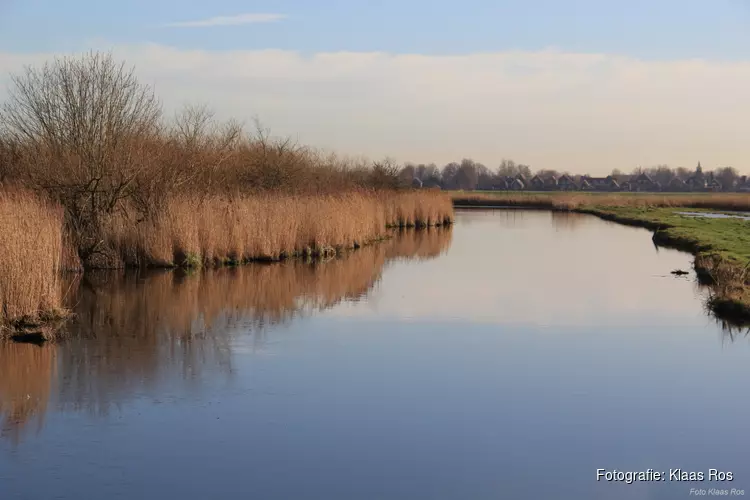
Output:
[100,190,452,268]
[0,189,67,327]
[451,191,750,211]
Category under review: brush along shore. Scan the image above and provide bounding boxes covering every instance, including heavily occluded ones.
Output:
[0,189,453,341]
[0,52,454,339]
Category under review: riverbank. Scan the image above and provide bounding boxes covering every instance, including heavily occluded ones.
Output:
[452,191,750,211]
[582,206,750,325]
[0,51,459,339]
[0,189,453,339]
[452,191,750,324]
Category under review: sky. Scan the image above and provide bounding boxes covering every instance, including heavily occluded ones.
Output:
[1,0,749,173]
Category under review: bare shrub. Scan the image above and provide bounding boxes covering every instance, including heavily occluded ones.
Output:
[1,51,162,261]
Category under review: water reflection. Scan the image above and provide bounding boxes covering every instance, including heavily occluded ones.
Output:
[0,343,55,445]
[550,210,587,231]
[0,227,452,444]
[5,211,750,500]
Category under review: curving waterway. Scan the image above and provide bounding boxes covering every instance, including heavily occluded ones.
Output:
[1,210,749,500]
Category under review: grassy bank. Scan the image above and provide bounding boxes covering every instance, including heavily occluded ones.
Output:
[452,191,750,324]
[581,206,750,324]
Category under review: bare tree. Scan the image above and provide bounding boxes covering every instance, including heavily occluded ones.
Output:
[441,162,460,189]
[398,164,416,187]
[370,158,402,189]
[714,166,739,191]
[455,159,478,190]
[675,167,691,180]
[497,159,517,177]
[0,51,162,258]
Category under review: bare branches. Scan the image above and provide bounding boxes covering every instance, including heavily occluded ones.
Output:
[0,51,415,266]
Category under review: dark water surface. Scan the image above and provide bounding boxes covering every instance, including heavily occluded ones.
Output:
[2,210,750,500]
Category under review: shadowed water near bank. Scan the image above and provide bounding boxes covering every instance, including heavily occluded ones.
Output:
[0,227,452,444]
[3,211,750,500]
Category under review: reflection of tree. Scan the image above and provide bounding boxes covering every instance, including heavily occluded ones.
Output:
[1,226,453,444]
[0,343,55,445]
[550,211,587,231]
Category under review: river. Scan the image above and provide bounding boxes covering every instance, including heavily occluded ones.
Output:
[1,209,749,500]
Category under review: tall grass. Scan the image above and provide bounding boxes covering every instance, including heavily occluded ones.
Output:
[0,52,454,327]
[0,189,66,327]
[451,191,750,211]
[0,188,452,329]
[96,190,452,269]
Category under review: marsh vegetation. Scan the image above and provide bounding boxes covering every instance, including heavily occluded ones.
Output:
[0,52,452,333]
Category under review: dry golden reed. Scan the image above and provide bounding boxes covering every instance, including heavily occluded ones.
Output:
[451,191,750,212]
[102,190,453,268]
[0,52,455,327]
[0,187,451,326]
[0,189,65,326]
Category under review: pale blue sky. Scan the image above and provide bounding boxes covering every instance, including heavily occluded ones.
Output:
[2,0,750,59]
[2,0,750,172]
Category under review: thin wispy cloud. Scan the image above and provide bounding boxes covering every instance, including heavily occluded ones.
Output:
[162,13,286,28]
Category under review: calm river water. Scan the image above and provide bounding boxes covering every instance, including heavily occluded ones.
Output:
[2,209,749,500]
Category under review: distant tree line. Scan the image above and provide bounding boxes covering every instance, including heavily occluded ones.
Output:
[398,159,749,192]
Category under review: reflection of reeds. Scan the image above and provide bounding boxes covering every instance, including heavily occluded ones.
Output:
[0,227,452,433]
[386,226,453,261]
[0,342,56,445]
[49,227,453,417]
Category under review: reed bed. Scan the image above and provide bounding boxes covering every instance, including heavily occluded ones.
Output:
[0,51,454,330]
[99,190,452,269]
[0,189,66,328]
[451,191,750,212]
[0,188,451,332]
